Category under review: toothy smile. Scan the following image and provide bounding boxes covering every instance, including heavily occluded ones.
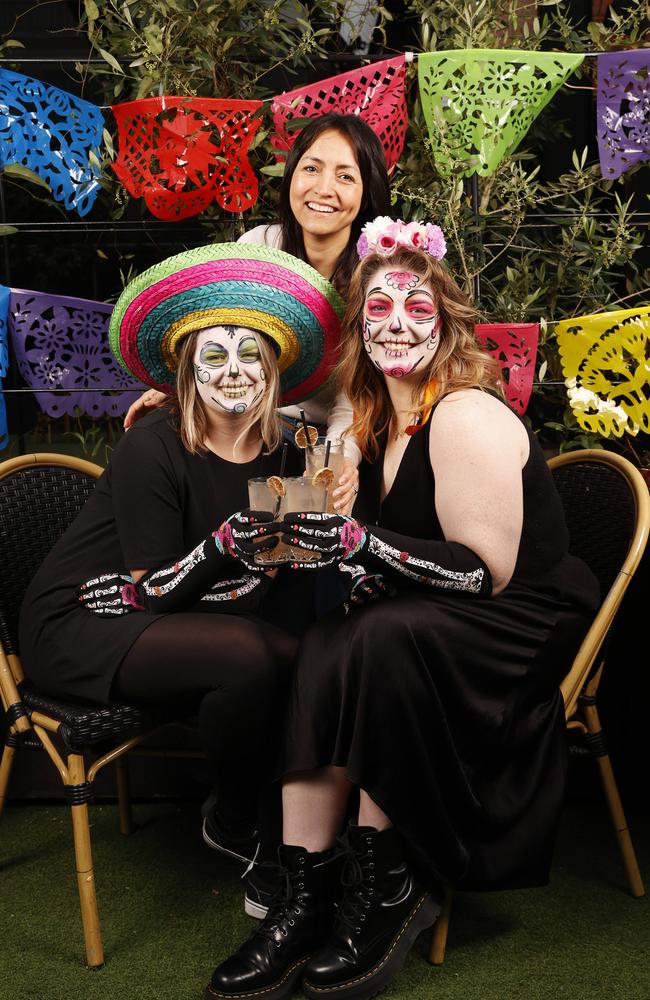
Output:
[306,202,336,213]
[380,340,413,358]
[220,384,252,398]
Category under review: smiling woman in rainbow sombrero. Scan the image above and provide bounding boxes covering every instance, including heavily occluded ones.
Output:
[19,243,344,868]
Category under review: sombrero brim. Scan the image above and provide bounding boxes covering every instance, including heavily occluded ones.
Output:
[108,243,345,406]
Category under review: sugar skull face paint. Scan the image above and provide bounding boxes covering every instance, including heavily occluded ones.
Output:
[193,326,266,415]
[363,266,441,379]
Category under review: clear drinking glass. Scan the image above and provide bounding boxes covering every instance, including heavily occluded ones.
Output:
[248,476,327,565]
[304,437,345,513]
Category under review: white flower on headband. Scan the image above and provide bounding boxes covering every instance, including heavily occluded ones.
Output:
[357,217,447,261]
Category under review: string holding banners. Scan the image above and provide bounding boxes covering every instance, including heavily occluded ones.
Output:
[111,97,264,220]
[597,49,650,181]
[8,289,144,420]
[0,68,105,217]
[556,306,650,438]
[418,49,584,177]
[270,56,408,172]
[475,322,539,415]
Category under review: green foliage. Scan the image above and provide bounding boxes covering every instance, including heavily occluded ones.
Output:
[398,0,650,460]
[65,412,120,465]
[78,0,347,101]
[3,1,649,462]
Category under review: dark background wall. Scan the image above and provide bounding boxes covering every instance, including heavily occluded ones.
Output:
[1,1,648,816]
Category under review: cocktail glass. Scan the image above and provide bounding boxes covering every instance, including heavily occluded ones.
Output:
[304,437,345,513]
[248,476,327,565]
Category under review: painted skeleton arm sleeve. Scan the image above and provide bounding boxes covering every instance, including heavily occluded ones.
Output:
[136,534,269,613]
[78,536,268,616]
[359,524,493,597]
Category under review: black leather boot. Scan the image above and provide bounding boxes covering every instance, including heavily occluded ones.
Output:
[204,844,334,1000]
[302,826,440,1000]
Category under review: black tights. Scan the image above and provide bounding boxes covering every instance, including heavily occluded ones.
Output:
[113,613,297,823]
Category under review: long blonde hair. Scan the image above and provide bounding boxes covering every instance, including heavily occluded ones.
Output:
[338,248,502,460]
[173,329,282,455]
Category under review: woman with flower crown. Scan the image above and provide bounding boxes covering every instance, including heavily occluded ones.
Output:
[204,220,599,1000]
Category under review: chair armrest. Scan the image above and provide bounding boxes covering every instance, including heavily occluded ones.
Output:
[0,643,31,733]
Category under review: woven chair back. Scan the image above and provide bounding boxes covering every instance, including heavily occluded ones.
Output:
[0,457,100,655]
[551,459,636,597]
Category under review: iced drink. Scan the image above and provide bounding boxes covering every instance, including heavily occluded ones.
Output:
[248,476,327,565]
[304,438,345,513]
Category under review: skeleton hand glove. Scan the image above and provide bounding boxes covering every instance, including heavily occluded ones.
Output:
[214,509,278,573]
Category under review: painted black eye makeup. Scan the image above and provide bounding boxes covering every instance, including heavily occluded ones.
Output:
[199,342,228,368]
[237,336,261,364]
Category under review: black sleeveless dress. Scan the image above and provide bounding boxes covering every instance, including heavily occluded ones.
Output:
[282,408,599,890]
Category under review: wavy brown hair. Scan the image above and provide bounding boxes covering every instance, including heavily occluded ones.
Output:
[338,248,502,460]
[172,330,282,456]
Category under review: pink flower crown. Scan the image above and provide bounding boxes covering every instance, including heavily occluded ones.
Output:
[356,216,447,261]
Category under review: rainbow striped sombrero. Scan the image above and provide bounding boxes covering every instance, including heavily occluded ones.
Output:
[109,243,345,405]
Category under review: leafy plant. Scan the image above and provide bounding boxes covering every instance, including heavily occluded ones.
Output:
[2,0,649,463]
[396,0,650,459]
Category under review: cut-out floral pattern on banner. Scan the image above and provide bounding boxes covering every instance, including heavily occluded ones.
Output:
[418,49,584,177]
[597,50,650,180]
[9,290,144,419]
[0,69,104,216]
[556,306,650,438]
[270,56,407,172]
[111,98,263,220]
[0,285,9,449]
[475,322,538,414]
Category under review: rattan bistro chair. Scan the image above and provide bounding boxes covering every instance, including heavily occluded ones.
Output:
[0,452,166,968]
[429,448,650,964]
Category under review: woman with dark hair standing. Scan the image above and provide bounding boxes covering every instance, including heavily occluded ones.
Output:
[244,112,392,297]
[126,113,392,501]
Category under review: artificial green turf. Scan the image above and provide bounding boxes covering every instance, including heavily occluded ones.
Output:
[1,798,648,1000]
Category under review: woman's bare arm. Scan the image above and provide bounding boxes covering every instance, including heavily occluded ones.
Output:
[429,390,529,595]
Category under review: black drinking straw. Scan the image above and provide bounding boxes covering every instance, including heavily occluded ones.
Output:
[324,438,331,468]
[299,408,314,454]
[274,442,288,517]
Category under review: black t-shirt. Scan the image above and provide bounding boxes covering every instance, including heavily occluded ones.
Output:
[19,409,302,702]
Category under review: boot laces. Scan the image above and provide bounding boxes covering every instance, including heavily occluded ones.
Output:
[252,861,305,944]
[335,844,375,936]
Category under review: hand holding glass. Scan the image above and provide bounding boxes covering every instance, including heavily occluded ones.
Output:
[304,438,345,513]
[248,477,327,565]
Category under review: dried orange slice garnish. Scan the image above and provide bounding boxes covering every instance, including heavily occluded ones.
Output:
[312,467,334,488]
[266,475,286,498]
[294,424,318,449]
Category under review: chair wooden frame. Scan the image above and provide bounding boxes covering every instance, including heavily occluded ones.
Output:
[428,449,650,965]
[0,453,174,968]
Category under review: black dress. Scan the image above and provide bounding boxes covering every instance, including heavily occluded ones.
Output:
[19,409,304,704]
[282,411,599,890]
